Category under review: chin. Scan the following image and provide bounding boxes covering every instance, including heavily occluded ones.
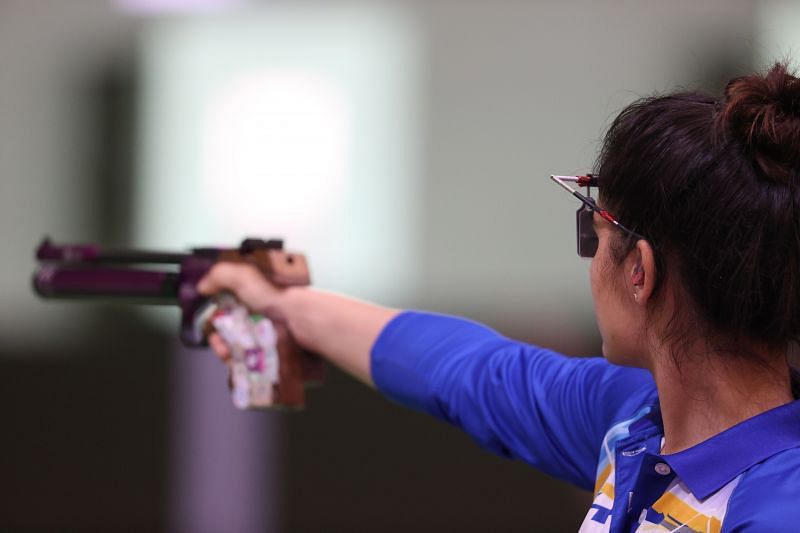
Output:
[601,342,643,368]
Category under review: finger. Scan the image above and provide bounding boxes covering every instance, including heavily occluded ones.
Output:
[197,262,259,296]
[207,332,232,362]
[208,333,231,362]
[198,263,276,316]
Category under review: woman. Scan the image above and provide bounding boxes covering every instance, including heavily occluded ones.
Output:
[198,63,800,532]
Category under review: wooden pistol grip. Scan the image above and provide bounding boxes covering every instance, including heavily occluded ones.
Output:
[250,249,310,286]
[217,248,309,285]
[300,350,325,385]
[274,323,306,407]
[219,248,323,407]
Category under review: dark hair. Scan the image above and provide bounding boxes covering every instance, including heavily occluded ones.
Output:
[596,63,800,360]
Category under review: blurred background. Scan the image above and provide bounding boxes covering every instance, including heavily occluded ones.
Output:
[1,0,798,531]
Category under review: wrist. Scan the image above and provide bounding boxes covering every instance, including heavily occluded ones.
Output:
[263,285,306,324]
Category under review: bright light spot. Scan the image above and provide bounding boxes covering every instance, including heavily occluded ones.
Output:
[200,71,351,237]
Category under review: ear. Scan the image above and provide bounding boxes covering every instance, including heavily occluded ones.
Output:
[628,239,656,306]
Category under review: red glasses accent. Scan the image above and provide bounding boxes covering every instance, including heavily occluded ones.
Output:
[550,174,645,258]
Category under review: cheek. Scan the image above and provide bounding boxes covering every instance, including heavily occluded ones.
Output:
[589,256,601,299]
[589,245,611,315]
[590,268,645,365]
[589,257,610,334]
[589,245,637,363]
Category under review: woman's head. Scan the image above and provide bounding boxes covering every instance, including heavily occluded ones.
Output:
[591,63,800,368]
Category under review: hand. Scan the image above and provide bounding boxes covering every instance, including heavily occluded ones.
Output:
[197,262,287,365]
[200,262,396,387]
[197,262,285,316]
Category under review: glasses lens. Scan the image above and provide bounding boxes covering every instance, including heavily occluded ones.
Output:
[577,204,598,258]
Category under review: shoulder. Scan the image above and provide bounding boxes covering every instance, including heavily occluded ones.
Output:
[722,447,800,532]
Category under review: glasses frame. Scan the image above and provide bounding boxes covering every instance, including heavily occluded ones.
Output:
[550,174,646,258]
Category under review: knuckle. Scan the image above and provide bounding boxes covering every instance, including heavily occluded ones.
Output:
[210,262,250,287]
[237,264,265,288]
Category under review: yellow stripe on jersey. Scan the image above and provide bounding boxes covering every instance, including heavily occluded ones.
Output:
[594,463,612,495]
[651,492,722,533]
[599,483,614,500]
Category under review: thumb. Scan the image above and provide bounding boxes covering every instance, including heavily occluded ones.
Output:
[196,262,252,296]
[196,262,276,314]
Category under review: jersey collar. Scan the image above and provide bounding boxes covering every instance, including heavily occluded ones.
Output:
[653,399,800,500]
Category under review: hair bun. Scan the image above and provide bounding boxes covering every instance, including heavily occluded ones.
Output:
[718,63,800,183]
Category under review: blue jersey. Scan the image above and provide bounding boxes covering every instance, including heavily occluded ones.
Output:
[370,311,800,532]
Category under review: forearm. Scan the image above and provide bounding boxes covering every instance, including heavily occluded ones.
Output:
[272,286,400,387]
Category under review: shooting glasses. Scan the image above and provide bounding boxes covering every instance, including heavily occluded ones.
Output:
[550,174,645,258]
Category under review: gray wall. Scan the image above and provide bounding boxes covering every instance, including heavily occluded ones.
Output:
[414,0,757,346]
[0,1,764,531]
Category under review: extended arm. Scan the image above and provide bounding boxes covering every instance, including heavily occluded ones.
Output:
[197,262,398,387]
[198,262,656,489]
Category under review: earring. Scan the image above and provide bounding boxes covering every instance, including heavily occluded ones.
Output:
[634,292,639,301]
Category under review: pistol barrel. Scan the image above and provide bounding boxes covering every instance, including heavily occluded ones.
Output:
[33,265,180,303]
[36,238,188,265]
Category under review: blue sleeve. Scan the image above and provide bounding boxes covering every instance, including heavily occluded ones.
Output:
[370,311,655,490]
[721,449,800,532]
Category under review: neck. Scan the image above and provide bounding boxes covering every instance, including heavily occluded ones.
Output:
[650,341,794,455]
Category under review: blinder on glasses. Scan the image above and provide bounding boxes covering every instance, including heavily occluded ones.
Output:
[550,174,645,258]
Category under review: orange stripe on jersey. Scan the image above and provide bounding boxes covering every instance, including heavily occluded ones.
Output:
[593,463,612,495]
[651,492,722,533]
[599,483,614,500]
